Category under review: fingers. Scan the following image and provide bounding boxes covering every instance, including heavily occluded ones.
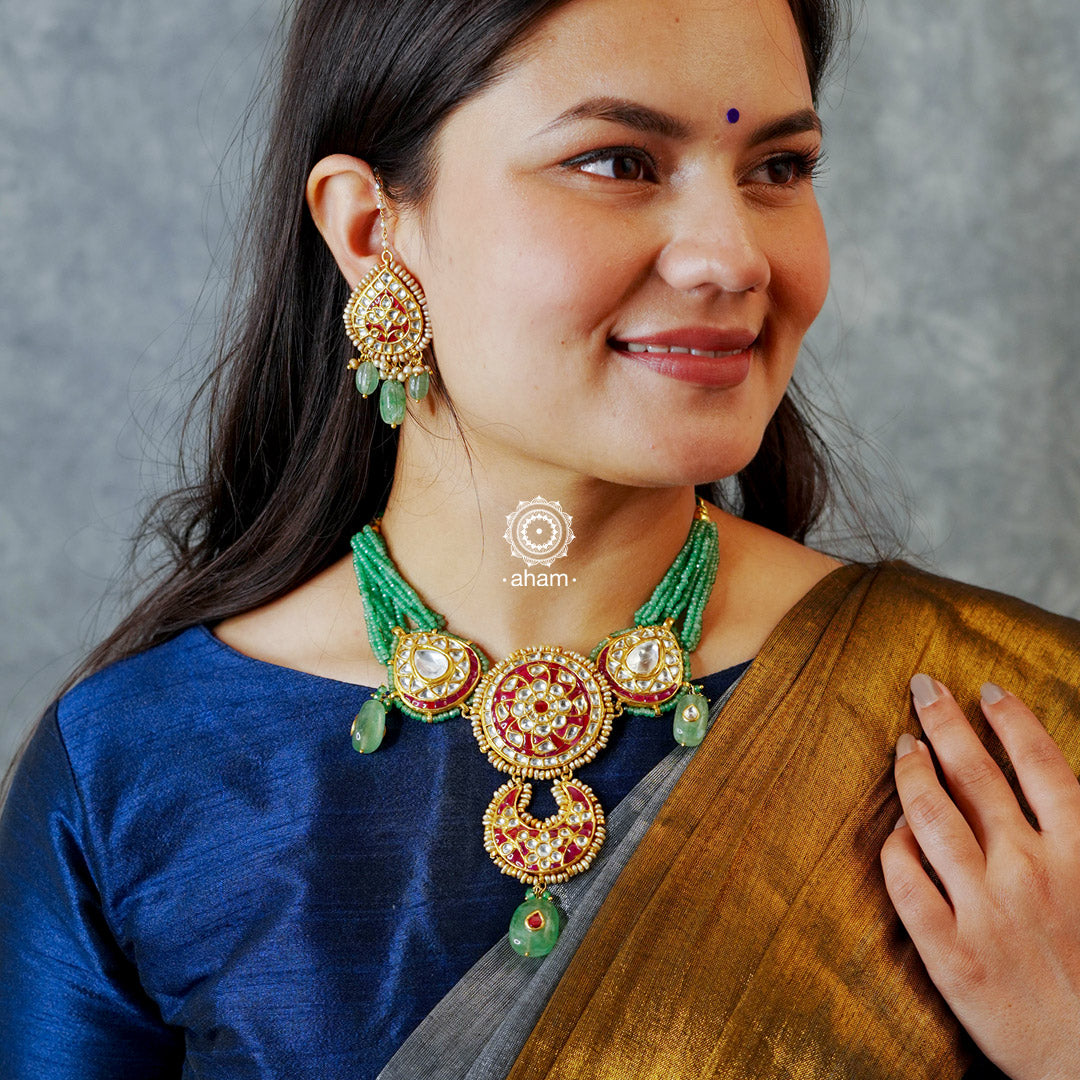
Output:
[907,675,1032,853]
[977,682,1080,836]
[891,731,986,901]
[880,814,955,939]
[883,674,1080,1077]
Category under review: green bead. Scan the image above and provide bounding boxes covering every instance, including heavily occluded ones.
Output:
[407,371,429,401]
[379,378,407,427]
[354,361,380,397]
[672,692,709,746]
[508,892,560,957]
[351,697,386,753]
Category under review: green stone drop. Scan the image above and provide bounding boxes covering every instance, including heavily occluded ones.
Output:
[351,697,386,753]
[672,692,709,746]
[379,378,407,427]
[407,371,429,401]
[354,361,380,397]
[508,892,560,957]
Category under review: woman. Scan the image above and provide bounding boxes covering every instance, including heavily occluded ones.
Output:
[1,0,1077,1077]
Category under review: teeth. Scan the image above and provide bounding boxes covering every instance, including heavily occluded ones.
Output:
[620,342,749,359]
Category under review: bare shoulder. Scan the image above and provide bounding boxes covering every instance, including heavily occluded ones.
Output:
[213,554,384,686]
[693,503,845,675]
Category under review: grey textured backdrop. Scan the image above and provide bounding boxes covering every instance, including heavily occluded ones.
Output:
[3,0,1079,773]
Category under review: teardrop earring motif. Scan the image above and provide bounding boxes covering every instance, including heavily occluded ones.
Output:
[344,170,434,428]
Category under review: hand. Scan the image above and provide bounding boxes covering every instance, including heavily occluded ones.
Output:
[880,675,1080,1080]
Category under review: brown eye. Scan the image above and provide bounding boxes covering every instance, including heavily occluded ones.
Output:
[579,150,654,181]
[610,155,645,180]
[747,151,821,188]
[764,159,796,185]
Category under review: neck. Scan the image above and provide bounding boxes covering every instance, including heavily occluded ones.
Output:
[377,423,705,662]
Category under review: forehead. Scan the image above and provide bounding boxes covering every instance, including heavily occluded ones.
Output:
[500,0,812,123]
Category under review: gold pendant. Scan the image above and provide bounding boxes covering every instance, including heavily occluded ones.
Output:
[483,777,605,885]
[595,621,685,712]
[472,645,615,887]
[470,646,615,777]
[389,629,482,719]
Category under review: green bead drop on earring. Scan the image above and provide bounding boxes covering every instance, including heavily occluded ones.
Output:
[407,371,429,401]
[379,379,407,427]
[355,361,380,397]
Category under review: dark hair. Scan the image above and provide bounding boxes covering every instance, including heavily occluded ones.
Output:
[74,0,852,682]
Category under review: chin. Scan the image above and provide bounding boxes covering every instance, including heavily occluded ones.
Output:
[585,430,767,489]
[592,372,785,483]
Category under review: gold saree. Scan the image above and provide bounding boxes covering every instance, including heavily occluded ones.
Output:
[507,561,1080,1080]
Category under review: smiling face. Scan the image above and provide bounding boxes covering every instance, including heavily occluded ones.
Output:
[392,0,830,487]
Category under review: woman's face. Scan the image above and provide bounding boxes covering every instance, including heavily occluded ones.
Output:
[394,0,829,487]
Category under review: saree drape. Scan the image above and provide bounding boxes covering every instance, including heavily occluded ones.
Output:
[408,560,1078,1080]
[377,677,749,1080]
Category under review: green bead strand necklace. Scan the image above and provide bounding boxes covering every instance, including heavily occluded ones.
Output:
[349,497,720,957]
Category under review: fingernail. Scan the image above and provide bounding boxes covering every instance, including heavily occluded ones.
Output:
[981,682,1006,705]
[893,813,908,831]
[910,673,939,708]
[896,733,918,758]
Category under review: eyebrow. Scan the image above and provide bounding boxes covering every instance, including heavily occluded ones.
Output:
[533,96,823,145]
[746,108,823,146]
[534,96,693,140]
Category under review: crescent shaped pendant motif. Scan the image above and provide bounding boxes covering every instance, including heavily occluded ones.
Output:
[483,778,606,885]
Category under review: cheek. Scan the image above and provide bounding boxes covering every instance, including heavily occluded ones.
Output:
[478,200,624,347]
[772,211,830,335]
[420,193,625,398]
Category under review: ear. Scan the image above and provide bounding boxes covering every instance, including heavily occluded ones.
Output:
[305,155,388,289]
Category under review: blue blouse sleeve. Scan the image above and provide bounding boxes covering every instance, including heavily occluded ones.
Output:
[0,704,183,1078]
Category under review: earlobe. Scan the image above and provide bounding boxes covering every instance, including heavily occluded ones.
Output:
[305,154,384,287]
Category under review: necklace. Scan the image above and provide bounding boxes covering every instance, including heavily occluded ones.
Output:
[348,497,719,957]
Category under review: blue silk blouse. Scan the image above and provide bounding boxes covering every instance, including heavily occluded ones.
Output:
[0,625,749,1078]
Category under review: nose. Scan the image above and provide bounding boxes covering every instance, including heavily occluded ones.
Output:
[656,182,771,295]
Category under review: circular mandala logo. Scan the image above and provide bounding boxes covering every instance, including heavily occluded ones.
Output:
[504,497,575,567]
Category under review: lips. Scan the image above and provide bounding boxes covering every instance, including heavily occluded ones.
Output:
[609,326,758,388]
[612,327,759,354]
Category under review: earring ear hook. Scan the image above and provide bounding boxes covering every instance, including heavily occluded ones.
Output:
[373,167,391,254]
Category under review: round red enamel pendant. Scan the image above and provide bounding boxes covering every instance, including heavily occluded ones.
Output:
[595,624,685,710]
[470,647,614,778]
[390,630,482,717]
[483,778,606,885]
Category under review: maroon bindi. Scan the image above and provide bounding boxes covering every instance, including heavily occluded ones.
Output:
[726,108,740,124]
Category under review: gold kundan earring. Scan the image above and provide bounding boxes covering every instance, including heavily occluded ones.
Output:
[343,169,434,428]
